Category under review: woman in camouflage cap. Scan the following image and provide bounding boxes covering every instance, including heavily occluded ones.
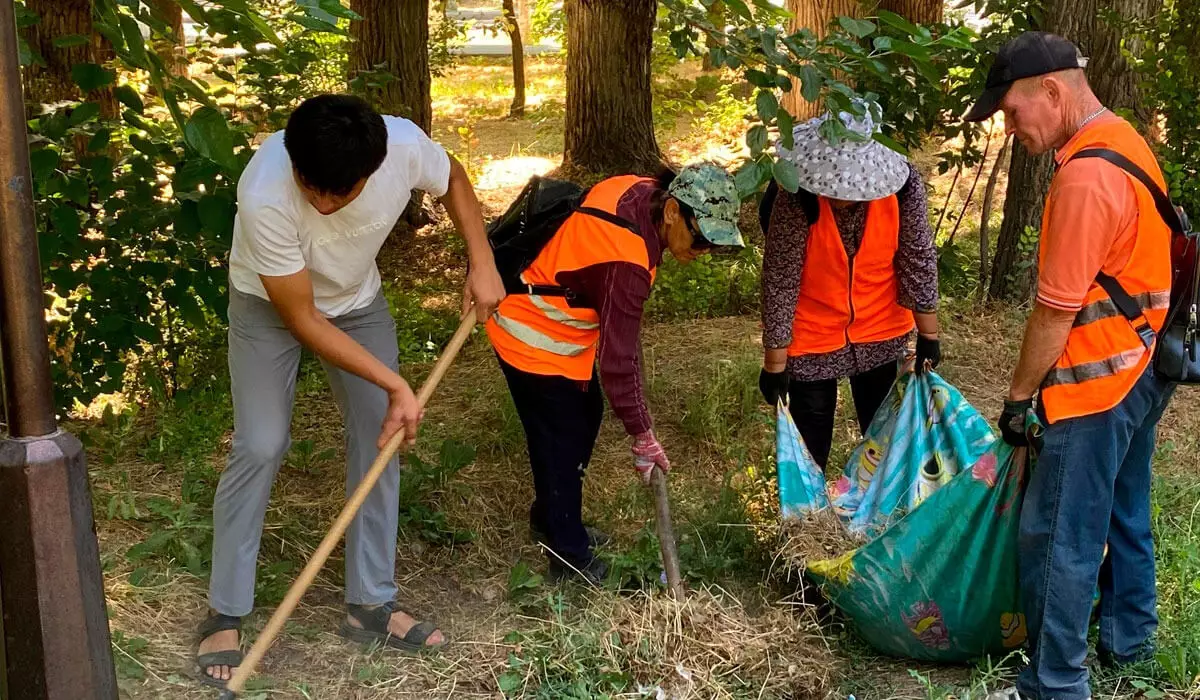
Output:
[486,162,743,584]
[757,107,943,469]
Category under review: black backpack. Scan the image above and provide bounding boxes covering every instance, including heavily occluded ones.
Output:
[487,176,638,299]
[1069,148,1200,383]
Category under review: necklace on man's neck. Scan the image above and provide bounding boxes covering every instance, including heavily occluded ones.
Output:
[1078,105,1108,129]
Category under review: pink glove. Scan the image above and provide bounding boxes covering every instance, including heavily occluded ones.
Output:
[632,430,670,484]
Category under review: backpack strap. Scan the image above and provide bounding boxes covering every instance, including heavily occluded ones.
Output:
[1068,148,1188,347]
[518,207,640,299]
[1070,148,1185,235]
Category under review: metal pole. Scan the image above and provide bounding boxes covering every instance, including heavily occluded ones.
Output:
[0,2,119,697]
[0,0,55,438]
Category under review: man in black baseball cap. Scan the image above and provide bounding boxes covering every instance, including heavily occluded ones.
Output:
[964,31,1089,123]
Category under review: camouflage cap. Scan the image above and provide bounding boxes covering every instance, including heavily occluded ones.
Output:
[667,163,745,248]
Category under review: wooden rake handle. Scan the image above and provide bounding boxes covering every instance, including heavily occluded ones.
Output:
[650,466,685,599]
[223,311,477,696]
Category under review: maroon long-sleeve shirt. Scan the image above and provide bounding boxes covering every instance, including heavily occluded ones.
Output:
[556,180,664,436]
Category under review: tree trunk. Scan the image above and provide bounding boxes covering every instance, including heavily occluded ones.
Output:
[150,0,186,77]
[782,0,863,121]
[563,0,663,176]
[22,0,98,104]
[503,0,526,117]
[348,0,432,134]
[702,1,726,71]
[877,0,942,24]
[988,0,1161,301]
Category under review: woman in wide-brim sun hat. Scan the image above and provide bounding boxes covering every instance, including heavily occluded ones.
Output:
[756,105,943,469]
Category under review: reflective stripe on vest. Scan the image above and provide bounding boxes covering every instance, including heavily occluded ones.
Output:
[788,195,915,357]
[486,175,654,380]
[1038,117,1173,423]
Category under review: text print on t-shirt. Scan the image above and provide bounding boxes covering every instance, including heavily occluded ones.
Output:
[314,219,388,247]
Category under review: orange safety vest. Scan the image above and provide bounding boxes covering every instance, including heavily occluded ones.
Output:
[485,176,656,379]
[1039,119,1173,424]
[788,195,915,356]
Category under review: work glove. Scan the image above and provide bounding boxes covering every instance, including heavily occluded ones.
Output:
[998,398,1033,447]
[758,368,790,406]
[915,335,941,374]
[632,430,670,484]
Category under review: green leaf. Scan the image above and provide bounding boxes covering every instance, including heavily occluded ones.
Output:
[119,13,149,68]
[63,177,90,207]
[87,129,111,153]
[52,34,90,48]
[744,69,775,88]
[29,149,60,181]
[873,36,893,52]
[746,124,768,156]
[497,671,523,694]
[318,0,360,20]
[113,84,144,114]
[51,204,82,237]
[772,158,800,193]
[71,63,115,93]
[889,39,932,62]
[723,0,751,20]
[292,14,346,35]
[873,132,909,156]
[755,90,779,122]
[875,9,920,37]
[177,291,206,328]
[184,107,239,173]
[838,16,876,39]
[778,110,795,150]
[198,193,236,239]
[68,101,101,125]
[799,64,821,103]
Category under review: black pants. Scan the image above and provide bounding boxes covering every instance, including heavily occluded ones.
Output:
[787,360,898,468]
[498,356,604,568]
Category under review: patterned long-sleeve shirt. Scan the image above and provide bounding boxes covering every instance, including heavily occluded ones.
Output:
[762,163,938,382]
[557,180,663,436]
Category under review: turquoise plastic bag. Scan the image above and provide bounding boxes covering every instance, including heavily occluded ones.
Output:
[779,369,1035,662]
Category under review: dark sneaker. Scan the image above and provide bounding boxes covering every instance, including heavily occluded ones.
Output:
[530,524,612,550]
[548,556,609,586]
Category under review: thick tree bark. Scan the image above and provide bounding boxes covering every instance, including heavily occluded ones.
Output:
[348,0,432,134]
[503,0,526,117]
[988,0,1161,301]
[782,0,863,121]
[563,0,663,176]
[150,0,186,77]
[22,0,97,103]
[877,0,942,25]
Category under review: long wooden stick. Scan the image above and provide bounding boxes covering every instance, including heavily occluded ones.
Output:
[222,311,477,697]
[650,466,685,599]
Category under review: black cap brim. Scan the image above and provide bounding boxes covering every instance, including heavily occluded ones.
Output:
[964,82,1011,122]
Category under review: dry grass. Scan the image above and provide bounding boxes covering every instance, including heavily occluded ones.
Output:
[775,510,862,574]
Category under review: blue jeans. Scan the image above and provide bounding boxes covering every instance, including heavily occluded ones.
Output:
[1018,367,1175,700]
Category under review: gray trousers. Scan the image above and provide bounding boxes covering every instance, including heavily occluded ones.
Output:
[209,288,401,617]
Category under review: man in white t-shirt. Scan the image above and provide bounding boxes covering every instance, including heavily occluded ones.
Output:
[196,94,504,687]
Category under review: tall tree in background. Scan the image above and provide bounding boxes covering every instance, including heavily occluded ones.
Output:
[877,0,942,25]
[22,0,107,106]
[348,0,432,134]
[503,0,526,117]
[782,0,863,120]
[702,1,726,71]
[563,0,663,175]
[150,0,186,77]
[988,0,1161,300]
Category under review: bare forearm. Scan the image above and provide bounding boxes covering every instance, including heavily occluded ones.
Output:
[285,309,404,393]
[1008,303,1076,401]
[440,157,492,267]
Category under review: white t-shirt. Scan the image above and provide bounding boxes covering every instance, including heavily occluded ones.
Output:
[228,116,451,317]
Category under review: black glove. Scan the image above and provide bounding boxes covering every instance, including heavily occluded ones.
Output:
[998,398,1033,446]
[915,334,941,374]
[759,368,790,406]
